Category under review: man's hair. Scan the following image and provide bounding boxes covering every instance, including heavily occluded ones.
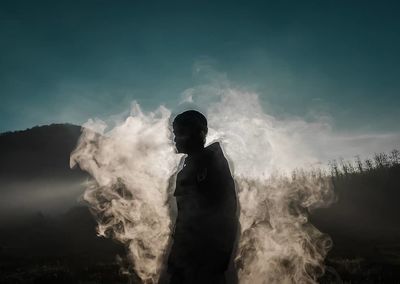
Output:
[173,110,208,135]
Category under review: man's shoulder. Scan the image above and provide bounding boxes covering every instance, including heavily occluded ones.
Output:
[204,141,223,155]
[204,142,228,167]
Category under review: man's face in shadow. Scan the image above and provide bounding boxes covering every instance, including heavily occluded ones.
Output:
[172,110,207,154]
[173,124,192,154]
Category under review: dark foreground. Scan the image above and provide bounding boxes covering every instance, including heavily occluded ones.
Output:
[1,126,400,283]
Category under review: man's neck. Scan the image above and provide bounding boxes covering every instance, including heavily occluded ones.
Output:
[186,146,205,158]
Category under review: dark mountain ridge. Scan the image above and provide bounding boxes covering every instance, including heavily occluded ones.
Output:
[0,123,86,180]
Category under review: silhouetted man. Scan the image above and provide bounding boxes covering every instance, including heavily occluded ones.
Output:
[167,110,238,284]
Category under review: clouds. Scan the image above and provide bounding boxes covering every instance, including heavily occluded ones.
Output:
[70,77,397,282]
[179,69,399,168]
[70,85,338,282]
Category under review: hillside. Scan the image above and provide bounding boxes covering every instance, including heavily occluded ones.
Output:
[0,123,86,180]
[0,124,127,283]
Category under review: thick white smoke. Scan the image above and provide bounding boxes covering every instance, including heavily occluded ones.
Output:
[70,86,335,283]
[70,104,181,282]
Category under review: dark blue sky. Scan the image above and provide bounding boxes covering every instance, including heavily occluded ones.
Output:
[1,0,399,133]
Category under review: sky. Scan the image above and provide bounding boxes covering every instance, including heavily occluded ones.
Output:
[1,0,399,135]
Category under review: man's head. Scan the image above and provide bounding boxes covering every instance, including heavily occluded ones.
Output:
[172,110,208,154]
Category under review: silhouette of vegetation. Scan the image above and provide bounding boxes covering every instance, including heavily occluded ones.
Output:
[313,150,400,283]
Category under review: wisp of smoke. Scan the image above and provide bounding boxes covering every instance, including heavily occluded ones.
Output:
[70,87,335,283]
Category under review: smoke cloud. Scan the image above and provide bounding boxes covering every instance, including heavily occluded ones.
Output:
[70,86,337,283]
[71,104,179,282]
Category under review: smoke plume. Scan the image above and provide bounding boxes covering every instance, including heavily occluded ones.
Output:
[70,86,335,283]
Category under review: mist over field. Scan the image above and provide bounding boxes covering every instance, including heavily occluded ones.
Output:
[1,95,399,283]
